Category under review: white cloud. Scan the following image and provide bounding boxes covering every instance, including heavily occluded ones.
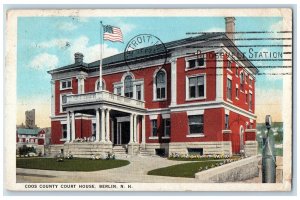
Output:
[69,36,120,63]
[119,23,136,34]
[33,38,70,49]
[57,22,78,31]
[29,53,59,70]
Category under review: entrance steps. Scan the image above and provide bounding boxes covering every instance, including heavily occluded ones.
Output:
[112,145,128,156]
[139,148,152,157]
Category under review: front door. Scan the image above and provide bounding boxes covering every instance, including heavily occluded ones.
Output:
[116,121,130,145]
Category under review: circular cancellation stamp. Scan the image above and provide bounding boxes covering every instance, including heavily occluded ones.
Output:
[124,34,168,73]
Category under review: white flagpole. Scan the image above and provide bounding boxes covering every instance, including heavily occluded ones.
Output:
[99,21,104,91]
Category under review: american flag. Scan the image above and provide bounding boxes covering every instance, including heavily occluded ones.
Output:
[103,25,123,42]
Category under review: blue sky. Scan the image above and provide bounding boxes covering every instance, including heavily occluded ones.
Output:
[17,16,287,126]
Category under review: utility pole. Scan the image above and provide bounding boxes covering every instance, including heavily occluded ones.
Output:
[262,115,276,183]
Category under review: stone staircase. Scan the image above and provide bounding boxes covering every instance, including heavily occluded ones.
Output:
[112,145,128,157]
[139,148,152,157]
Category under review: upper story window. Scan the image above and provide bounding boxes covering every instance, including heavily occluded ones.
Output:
[227,78,232,101]
[227,60,232,70]
[116,87,122,96]
[187,75,205,99]
[60,79,72,90]
[154,70,166,100]
[186,55,205,69]
[240,72,245,91]
[136,85,142,100]
[124,75,133,98]
[96,80,106,91]
[236,66,239,76]
[249,77,253,87]
[249,93,253,110]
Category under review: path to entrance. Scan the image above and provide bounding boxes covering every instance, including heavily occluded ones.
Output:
[17,156,201,183]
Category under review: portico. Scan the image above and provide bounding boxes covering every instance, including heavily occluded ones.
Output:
[62,90,146,155]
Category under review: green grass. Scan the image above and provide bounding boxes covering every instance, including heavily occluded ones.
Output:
[148,160,223,178]
[16,158,130,171]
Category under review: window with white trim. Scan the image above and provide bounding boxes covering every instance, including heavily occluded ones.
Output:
[163,118,170,137]
[245,93,248,104]
[236,66,239,76]
[155,70,166,100]
[96,80,106,91]
[249,93,253,110]
[227,78,232,100]
[187,56,205,69]
[60,79,72,90]
[240,72,245,91]
[188,75,205,99]
[136,84,142,100]
[116,86,122,95]
[225,114,229,129]
[124,75,133,98]
[235,85,239,99]
[60,93,70,113]
[227,60,232,70]
[188,115,204,134]
[62,124,67,139]
[151,119,158,137]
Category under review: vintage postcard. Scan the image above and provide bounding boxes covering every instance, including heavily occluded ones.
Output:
[4,8,293,191]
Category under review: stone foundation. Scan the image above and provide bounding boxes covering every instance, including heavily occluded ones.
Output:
[144,143,170,156]
[47,144,64,157]
[64,142,113,158]
[168,141,232,156]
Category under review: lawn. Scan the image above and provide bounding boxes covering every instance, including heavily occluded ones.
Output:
[148,160,223,178]
[16,158,130,171]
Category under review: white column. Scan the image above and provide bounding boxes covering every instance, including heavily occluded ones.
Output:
[100,108,105,142]
[216,50,224,101]
[141,115,146,146]
[111,120,114,144]
[134,114,138,143]
[129,114,134,143]
[136,115,140,143]
[171,58,177,106]
[66,112,71,142]
[116,122,119,145]
[105,109,111,143]
[50,80,55,117]
[71,111,76,141]
[95,108,100,142]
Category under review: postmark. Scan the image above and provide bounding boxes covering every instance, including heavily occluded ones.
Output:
[124,34,168,74]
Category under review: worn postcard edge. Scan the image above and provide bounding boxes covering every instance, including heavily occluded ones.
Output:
[4,8,293,192]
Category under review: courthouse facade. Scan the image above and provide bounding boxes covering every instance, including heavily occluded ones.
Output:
[48,18,258,157]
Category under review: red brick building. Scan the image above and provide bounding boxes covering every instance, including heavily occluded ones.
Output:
[48,18,258,157]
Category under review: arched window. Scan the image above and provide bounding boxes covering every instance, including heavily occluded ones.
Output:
[155,70,166,99]
[95,80,105,91]
[124,75,133,98]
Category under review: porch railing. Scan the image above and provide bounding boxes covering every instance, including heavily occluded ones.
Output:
[62,90,145,109]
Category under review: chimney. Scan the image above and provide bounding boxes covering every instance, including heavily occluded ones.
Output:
[225,17,235,42]
[74,52,84,63]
